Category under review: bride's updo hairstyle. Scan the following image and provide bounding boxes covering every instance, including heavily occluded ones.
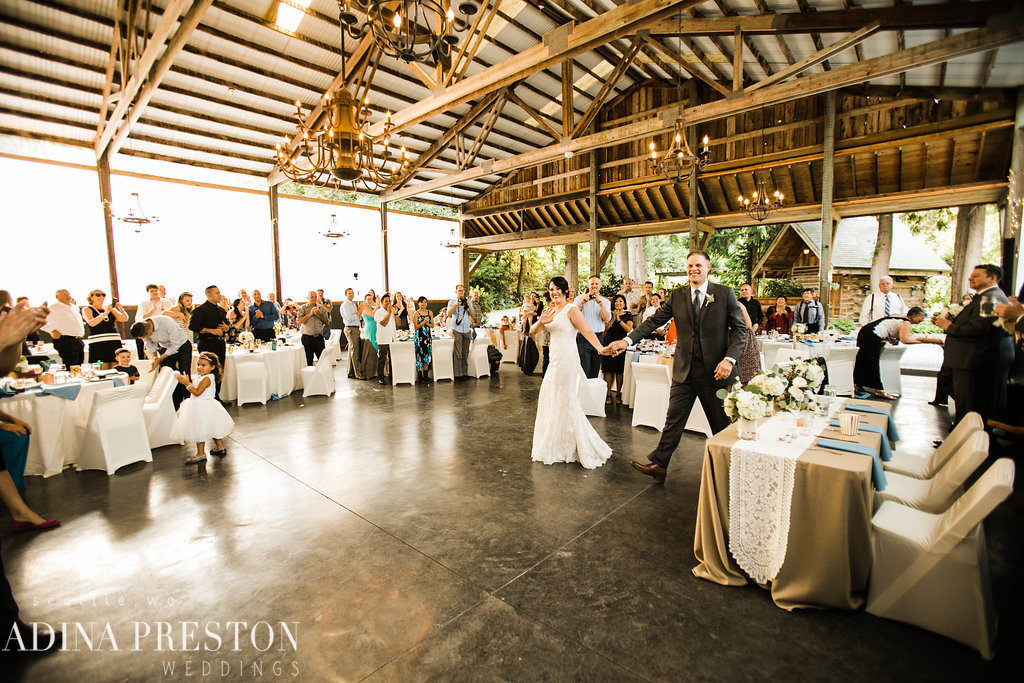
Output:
[549,276,570,297]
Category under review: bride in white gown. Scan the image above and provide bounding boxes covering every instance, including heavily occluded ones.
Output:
[530,276,613,469]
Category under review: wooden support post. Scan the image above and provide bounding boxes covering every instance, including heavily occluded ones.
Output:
[380,202,390,292]
[688,126,699,249]
[589,145,599,276]
[1002,86,1024,294]
[597,238,618,271]
[819,91,836,323]
[459,208,469,288]
[97,151,119,302]
[951,204,987,301]
[562,60,573,138]
[269,185,282,302]
[564,244,579,291]
[732,27,743,91]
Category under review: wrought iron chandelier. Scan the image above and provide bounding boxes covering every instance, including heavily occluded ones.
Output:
[738,112,783,222]
[339,0,480,65]
[273,7,411,191]
[649,122,710,183]
[321,214,350,245]
[738,173,783,222]
[105,192,158,232]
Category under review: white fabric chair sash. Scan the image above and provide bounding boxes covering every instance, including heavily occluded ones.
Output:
[432,337,455,382]
[235,357,269,405]
[143,367,181,448]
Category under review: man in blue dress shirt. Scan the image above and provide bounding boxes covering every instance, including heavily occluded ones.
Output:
[446,284,476,380]
[573,275,611,378]
[249,289,280,342]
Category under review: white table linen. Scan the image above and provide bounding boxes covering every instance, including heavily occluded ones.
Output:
[221,346,305,402]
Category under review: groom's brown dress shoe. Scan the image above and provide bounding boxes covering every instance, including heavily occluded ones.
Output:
[631,460,667,482]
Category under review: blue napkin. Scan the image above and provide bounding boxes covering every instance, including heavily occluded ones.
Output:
[845,403,900,441]
[800,339,815,346]
[816,437,887,491]
[39,383,83,400]
[830,419,892,461]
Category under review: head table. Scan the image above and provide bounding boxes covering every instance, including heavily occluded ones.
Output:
[693,398,892,611]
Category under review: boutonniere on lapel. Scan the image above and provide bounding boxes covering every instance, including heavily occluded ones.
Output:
[704,292,715,307]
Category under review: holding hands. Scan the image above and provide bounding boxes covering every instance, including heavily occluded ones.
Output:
[602,339,628,356]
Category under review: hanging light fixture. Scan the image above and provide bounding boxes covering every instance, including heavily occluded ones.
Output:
[105,192,159,233]
[647,11,711,183]
[440,226,460,252]
[321,214,350,245]
[339,0,479,66]
[274,5,411,190]
[738,111,783,222]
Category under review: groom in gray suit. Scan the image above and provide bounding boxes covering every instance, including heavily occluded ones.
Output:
[604,251,746,482]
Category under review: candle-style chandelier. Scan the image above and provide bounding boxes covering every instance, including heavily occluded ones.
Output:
[649,122,710,183]
[738,110,784,222]
[321,214,350,245]
[338,0,480,66]
[441,227,460,252]
[105,192,159,233]
[273,6,411,190]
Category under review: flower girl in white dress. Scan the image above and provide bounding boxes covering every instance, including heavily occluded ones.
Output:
[170,352,234,464]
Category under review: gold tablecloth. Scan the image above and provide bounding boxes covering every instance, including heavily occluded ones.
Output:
[692,401,891,610]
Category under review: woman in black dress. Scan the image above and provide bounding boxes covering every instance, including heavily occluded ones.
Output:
[393,292,410,331]
[602,294,633,404]
[854,307,939,398]
[517,294,539,374]
[82,289,128,368]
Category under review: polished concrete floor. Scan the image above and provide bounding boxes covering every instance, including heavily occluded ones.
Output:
[4,364,1022,680]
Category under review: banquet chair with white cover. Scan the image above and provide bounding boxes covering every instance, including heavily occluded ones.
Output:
[143,367,181,448]
[880,345,908,394]
[235,357,269,405]
[684,397,713,437]
[501,330,519,363]
[771,348,805,371]
[867,458,1014,659]
[390,342,416,386]
[874,431,989,514]
[631,363,671,431]
[133,360,157,392]
[301,346,335,397]
[77,383,151,475]
[467,336,491,378]
[331,330,343,363]
[432,337,455,382]
[578,377,606,417]
[885,412,983,479]
[822,346,857,396]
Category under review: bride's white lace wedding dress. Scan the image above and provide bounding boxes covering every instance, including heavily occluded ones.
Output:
[530,305,612,469]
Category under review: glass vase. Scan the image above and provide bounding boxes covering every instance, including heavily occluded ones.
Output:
[737,417,759,440]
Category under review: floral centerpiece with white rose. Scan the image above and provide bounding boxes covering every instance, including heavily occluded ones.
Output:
[237,330,257,350]
[775,361,825,412]
[717,380,770,439]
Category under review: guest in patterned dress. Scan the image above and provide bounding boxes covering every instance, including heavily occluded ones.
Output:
[413,296,433,382]
[736,304,761,384]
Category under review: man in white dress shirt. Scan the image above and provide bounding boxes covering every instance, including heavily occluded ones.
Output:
[41,289,85,367]
[859,276,907,325]
[131,315,193,408]
[573,275,611,378]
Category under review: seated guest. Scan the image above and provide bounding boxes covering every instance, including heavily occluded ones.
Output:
[249,289,279,342]
[854,306,942,399]
[764,296,793,335]
[112,348,139,383]
[81,289,128,369]
[793,288,825,334]
[0,408,31,492]
[42,289,85,367]
[130,316,192,408]
[297,290,330,366]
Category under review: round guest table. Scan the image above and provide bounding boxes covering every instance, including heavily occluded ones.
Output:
[220,345,306,402]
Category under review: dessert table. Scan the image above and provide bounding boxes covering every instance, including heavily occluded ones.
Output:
[693,399,892,610]
[220,345,305,402]
[2,376,126,477]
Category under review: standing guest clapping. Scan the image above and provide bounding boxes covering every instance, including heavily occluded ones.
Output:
[764,296,793,335]
[170,352,234,465]
[573,276,611,378]
[601,294,633,403]
[413,296,433,382]
[358,292,378,379]
[340,288,364,379]
[189,285,230,369]
[81,289,127,369]
[392,292,409,331]
[297,290,329,366]
[42,289,85,367]
[374,293,397,384]
[249,289,279,342]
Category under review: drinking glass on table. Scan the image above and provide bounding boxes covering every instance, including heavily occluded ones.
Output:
[823,385,837,415]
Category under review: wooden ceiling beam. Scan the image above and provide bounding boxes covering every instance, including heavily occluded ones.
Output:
[747,22,881,93]
[383,20,1024,202]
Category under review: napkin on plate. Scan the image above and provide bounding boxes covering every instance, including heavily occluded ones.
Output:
[816,437,887,490]
[845,403,900,441]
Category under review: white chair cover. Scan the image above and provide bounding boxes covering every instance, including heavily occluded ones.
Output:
[432,337,455,382]
[885,412,983,479]
[143,367,181,448]
[77,383,151,475]
[822,346,857,396]
[867,458,1014,659]
[300,345,336,397]
[684,396,713,437]
[880,345,908,394]
[631,363,671,431]
[467,336,491,378]
[390,341,416,386]
[235,356,269,405]
[578,377,607,417]
[331,330,343,363]
[133,360,157,393]
[771,348,805,372]
[875,431,989,514]
[501,330,519,363]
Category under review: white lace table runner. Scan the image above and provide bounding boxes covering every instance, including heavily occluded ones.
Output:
[728,417,816,584]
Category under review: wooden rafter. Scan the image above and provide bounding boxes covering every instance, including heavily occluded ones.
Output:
[747,22,880,93]
[573,35,644,139]
[462,95,508,169]
[446,0,503,86]
[506,91,562,141]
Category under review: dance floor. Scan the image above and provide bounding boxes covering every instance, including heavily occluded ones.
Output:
[5,365,1022,680]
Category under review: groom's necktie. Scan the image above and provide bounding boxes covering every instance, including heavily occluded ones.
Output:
[692,290,701,316]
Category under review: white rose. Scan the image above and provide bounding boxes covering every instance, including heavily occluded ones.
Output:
[788,387,803,399]
[792,377,807,388]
